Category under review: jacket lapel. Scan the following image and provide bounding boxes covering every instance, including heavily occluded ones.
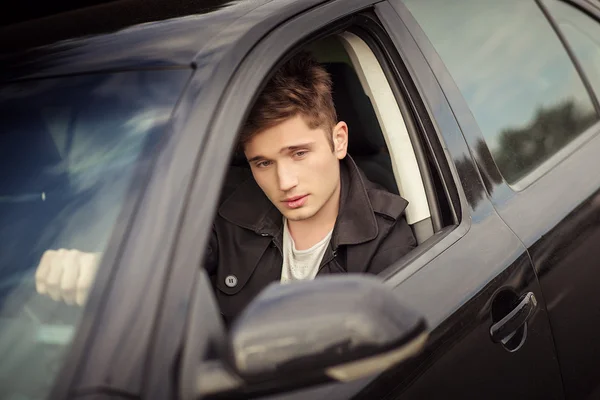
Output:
[332,156,379,248]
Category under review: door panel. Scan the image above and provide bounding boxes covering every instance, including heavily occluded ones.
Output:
[380,257,559,399]
[392,0,600,397]
[513,4,600,397]
[492,127,600,399]
[373,1,565,398]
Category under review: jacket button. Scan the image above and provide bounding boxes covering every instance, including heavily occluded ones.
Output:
[225,275,238,288]
[270,241,277,248]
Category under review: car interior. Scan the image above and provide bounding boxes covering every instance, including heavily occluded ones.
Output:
[225,31,454,248]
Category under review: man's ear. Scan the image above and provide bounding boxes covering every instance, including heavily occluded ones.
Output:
[332,121,348,159]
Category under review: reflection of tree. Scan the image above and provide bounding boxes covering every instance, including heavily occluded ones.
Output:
[453,139,504,208]
[455,143,505,209]
[454,155,486,208]
[494,100,597,183]
[454,99,597,208]
[475,139,503,193]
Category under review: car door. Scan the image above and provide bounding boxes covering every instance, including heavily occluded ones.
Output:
[350,3,564,399]
[396,0,600,398]
[146,2,566,400]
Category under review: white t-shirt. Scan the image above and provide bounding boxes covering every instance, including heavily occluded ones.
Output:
[280,218,333,284]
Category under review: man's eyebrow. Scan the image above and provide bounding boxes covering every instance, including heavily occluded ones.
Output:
[246,142,315,163]
[281,142,315,153]
[247,155,265,163]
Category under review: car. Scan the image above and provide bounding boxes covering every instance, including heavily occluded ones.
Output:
[1,0,600,399]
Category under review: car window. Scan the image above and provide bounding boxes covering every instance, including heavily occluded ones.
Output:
[543,0,600,98]
[402,0,599,184]
[0,69,188,399]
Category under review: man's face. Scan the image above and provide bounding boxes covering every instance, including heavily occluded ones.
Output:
[244,115,348,222]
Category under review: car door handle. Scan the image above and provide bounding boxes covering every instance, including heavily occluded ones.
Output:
[490,292,538,344]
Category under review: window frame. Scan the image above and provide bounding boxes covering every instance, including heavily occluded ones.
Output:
[541,0,600,104]
[333,30,435,241]
[571,0,600,15]
[346,14,463,226]
[363,4,473,283]
[539,0,600,112]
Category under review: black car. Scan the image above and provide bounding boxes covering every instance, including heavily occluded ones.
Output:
[1,0,600,399]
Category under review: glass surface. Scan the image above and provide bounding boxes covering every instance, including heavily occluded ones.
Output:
[403,0,598,183]
[0,69,189,399]
[544,0,600,99]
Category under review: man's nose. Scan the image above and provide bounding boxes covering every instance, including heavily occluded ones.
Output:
[277,163,298,192]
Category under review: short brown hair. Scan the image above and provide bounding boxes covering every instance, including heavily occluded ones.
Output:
[239,51,337,151]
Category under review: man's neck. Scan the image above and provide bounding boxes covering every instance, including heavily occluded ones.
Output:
[287,184,341,251]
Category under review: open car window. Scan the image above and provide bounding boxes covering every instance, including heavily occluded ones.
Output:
[308,32,452,243]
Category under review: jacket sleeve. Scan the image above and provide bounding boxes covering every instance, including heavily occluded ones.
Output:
[203,225,218,276]
[367,216,417,275]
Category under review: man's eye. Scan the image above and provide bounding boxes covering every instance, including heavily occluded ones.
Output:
[256,160,272,168]
[294,151,308,158]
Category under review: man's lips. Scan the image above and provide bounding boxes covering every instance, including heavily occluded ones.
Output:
[282,194,308,209]
[283,195,307,202]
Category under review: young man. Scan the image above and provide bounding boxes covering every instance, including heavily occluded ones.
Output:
[196,52,416,321]
[35,52,417,322]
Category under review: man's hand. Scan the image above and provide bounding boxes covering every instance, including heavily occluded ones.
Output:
[35,249,100,306]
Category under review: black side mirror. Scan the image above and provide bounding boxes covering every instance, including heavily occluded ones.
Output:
[191,275,428,399]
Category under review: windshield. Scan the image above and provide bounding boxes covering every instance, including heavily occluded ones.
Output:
[0,69,189,399]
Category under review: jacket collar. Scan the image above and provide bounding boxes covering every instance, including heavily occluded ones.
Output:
[218,155,378,247]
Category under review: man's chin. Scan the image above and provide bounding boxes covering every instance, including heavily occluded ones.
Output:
[282,208,316,222]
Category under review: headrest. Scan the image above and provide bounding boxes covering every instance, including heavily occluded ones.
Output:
[324,62,386,156]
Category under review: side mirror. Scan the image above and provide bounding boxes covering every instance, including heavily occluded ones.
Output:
[195,275,428,399]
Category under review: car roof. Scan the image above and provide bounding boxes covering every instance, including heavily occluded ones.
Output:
[0,0,309,82]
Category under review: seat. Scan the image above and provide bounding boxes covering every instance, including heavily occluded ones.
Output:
[324,62,399,195]
[325,55,434,244]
